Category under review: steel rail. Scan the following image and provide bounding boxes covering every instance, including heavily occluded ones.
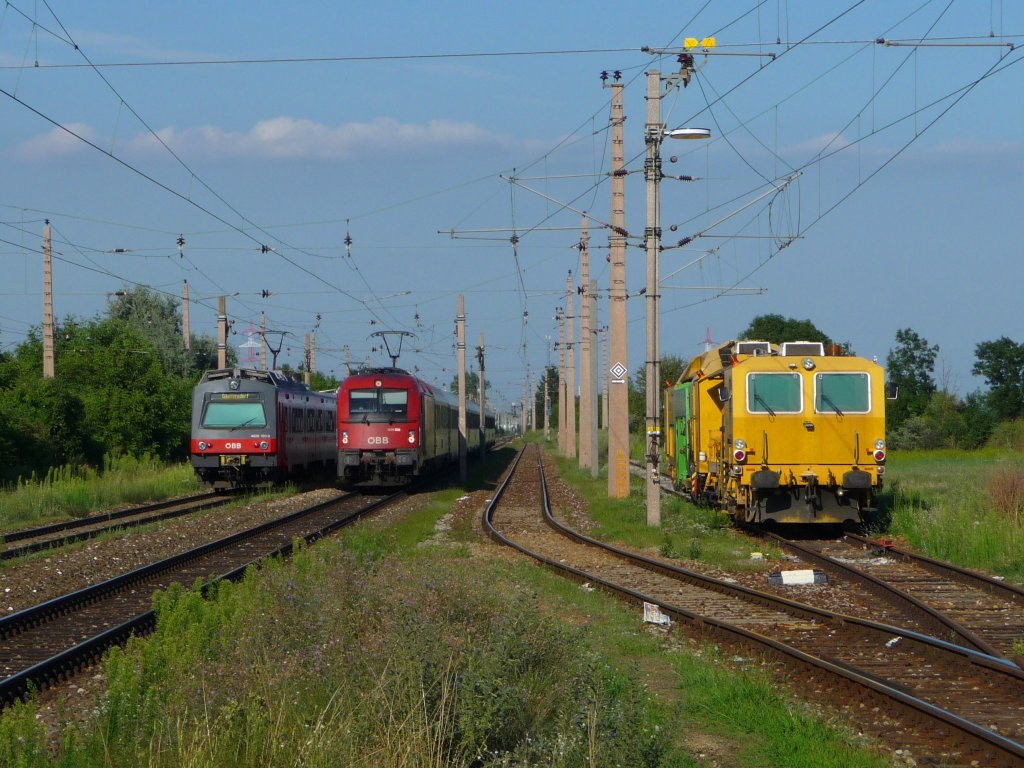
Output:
[483,446,1024,767]
[847,531,1024,605]
[0,490,402,705]
[752,527,1004,660]
[639,459,1014,663]
[1,493,236,560]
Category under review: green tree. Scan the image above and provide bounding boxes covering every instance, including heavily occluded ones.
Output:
[630,355,687,434]
[885,328,938,431]
[450,371,488,400]
[533,365,558,433]
[632,354,688,404]
[54,316,191,460]
[308,371,341,391]
[737,314,831,346]
[107,285,224,377]
[973,337,1024,421]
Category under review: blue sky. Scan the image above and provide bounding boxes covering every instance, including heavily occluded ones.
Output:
[1,1,1021,413]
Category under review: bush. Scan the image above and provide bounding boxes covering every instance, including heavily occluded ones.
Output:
[986,419,1024,451]
[986,464,1024,526]
[16,547,669,767]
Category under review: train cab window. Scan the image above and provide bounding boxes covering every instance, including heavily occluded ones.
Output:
[349,390,377,414]
[815,372,870,414]
[346,388,408,420]
[747,372,802,414]
[381,390,408,417]
[202,401,267,428]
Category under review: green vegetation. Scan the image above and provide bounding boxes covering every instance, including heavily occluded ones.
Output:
[0,454,199,528]
[0,286,341,488]
[0,442,892,767]
[2,546,675,767]
[533,435,782,570]
[879,450,1024,581]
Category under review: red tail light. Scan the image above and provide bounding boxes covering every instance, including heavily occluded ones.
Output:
[873,449,886,462]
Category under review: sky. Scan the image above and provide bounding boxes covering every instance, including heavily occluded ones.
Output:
[1,1,1021,414]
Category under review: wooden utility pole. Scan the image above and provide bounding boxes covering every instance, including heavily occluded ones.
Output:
[565,271,576,459]
[42,220,55,379]
[521,379,528,436]
[645,69,663,525]
[557,308,565,453]
[588,280,600,478]
[544,337,552,441]
[477,332,486,457]
[217,296,227,369]
[601,325,609,430]
[260,313,268,369]
[578,217,593,471]
[304,333,311,385]
[182,280,191,351]
[606,77,630,497]
[456,295,467,481]
[530,367,537,434]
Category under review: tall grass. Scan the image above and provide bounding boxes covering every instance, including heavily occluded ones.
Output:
[535,435,782,570]
[0,441,895,767]
[0,454,199,528]
[2,547,675,767]
[882,450,1024,581]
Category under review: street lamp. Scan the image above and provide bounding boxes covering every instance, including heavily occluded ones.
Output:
[644,65,710,527]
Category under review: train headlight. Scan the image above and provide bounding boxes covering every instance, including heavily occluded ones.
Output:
[341,431,349,445]
[733,439,747,462]
[802,358,816,371]
[197,441,209,451]
[408,430,416,444]
[258,440,270,450]
[874,439,885,451]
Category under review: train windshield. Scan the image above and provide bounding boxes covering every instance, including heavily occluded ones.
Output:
[815,372,870,414]
[347,388,409,420]
[747,372,802,414]
[202,401,268,428]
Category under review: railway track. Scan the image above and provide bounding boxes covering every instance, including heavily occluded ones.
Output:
[0,489,402,705]
[759,530,1024,667]
[633,459,1024,666]
[489,444,1024,767]
[1,492,236,560]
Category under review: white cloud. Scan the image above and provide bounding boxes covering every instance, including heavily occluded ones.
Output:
[15,115,518,161]
[927,138,1024,158]
[14,123,97,159]
[781,131,854,157]
[64,30,221,63]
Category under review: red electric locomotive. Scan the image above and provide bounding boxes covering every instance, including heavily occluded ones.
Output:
[337,367,493,486]
[191,368,337,488]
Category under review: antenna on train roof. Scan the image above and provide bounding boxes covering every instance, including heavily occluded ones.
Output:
[368,330,417,368]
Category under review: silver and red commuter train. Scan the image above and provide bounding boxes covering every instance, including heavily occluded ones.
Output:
[190,368,337,488]
[337,367,496,486]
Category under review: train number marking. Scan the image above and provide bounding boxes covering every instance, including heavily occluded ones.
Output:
[367,436,390,445]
